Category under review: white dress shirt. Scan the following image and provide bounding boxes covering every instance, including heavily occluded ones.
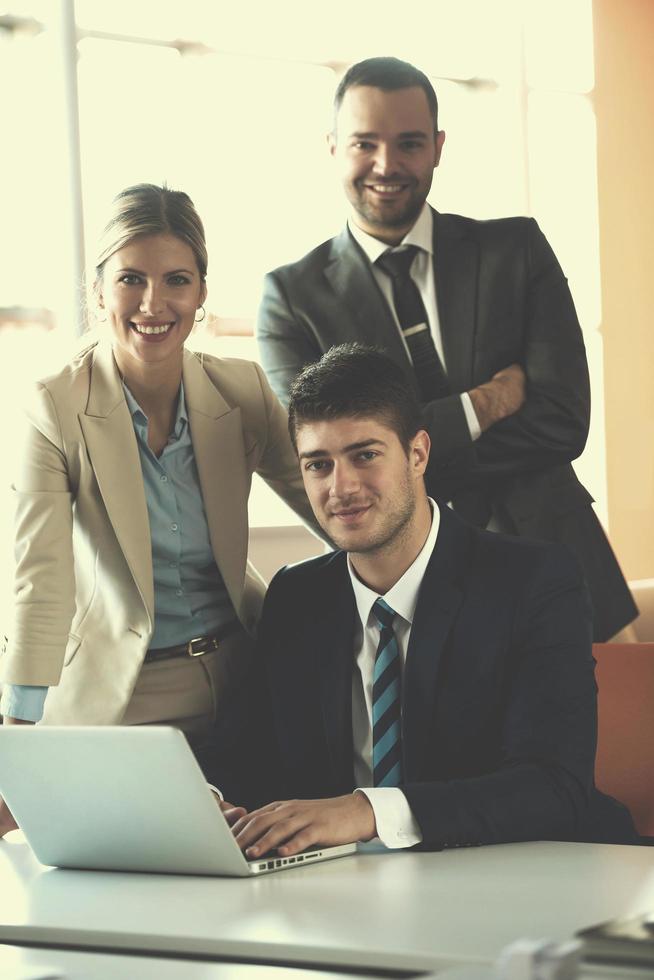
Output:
[348,205,481,440]
[349,498,441,849]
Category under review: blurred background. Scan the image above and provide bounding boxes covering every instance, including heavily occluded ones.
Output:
[0,0,651,613]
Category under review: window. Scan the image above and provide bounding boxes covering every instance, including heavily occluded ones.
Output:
[1,0,605,526]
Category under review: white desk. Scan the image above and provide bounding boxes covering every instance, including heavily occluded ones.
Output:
[1,840,653,975]
[0,944,398,980]
[3,950,652,980]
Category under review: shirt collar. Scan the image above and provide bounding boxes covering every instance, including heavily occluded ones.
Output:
[123,381,188,439]
[347,203,434,265]
[347,497,440,631]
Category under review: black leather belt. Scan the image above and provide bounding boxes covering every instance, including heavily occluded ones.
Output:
[144,622,241,664]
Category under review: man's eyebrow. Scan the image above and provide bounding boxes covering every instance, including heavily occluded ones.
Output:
[397,130,429,139]
[349,131,428,140]
[298,439,386,460]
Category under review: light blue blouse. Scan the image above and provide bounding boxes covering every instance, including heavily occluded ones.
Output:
[0,382,236,723]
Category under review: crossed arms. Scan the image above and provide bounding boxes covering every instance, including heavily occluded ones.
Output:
[257,218,589,483]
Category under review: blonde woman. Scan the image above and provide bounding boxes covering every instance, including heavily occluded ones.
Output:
[0,184,313,834]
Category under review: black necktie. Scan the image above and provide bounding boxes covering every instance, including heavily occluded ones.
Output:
[377,246,450,402]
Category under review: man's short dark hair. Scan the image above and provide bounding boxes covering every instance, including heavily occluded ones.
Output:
[288,344,422,453]
[333,56,439,132]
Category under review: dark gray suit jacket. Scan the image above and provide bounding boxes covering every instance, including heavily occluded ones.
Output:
[256,209,637,640]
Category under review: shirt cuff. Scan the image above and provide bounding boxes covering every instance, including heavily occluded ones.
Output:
[0,684,48,723]
[461,392,482,441]
[356,787,423,849]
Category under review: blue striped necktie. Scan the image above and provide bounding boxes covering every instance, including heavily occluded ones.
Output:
[371,598,403,787]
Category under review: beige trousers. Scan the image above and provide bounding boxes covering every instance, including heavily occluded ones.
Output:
[121,628,254,748]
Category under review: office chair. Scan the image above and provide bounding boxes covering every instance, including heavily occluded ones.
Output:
[629,579,654,641]
[593,642,654,841]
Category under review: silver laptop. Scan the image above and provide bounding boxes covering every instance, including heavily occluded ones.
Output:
[0,726,356,876]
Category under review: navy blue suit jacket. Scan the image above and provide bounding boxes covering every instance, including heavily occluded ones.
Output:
[206,504,635,846]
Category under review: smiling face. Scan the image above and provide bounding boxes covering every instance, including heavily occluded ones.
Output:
[296,414,430,560]
[329,85,445,244]
[97,233,206,375]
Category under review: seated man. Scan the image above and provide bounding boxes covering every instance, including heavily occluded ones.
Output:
[205,345,635,856]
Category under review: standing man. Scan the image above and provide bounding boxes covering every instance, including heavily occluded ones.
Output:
[256,56,636,641]
[207,346,635,854]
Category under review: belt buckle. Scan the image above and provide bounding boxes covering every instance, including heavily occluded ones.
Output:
[187,637,207,658]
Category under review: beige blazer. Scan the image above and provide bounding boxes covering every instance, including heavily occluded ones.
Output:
[1,341,312,724]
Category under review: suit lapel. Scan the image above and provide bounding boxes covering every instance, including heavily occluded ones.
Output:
[309,512,474,788]
[402,505,470,780]
[270,556,356,792]
[79,342,154,623]
[325,229,412,369]
[182,350,249,616]
[315,557,357,788]
[326,218,479,394]
[433,209,479,393]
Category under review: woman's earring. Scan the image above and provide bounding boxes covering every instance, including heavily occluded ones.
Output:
[194,306,206,323]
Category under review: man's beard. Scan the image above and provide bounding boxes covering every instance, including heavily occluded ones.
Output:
[352,183,426,231]
[327,474,416,557]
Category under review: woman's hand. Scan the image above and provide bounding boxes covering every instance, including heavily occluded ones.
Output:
[0,715,33,836]
[0,796,18,838]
